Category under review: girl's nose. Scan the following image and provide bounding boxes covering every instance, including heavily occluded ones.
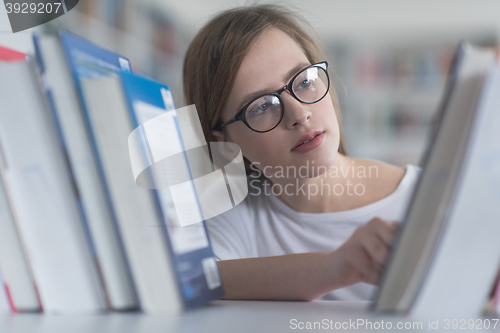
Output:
[282,93,312,129]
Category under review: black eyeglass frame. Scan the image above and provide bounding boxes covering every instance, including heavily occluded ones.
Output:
[215,61,330,133]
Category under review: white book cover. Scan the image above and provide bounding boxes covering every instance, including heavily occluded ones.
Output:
[374,44,500,318]
[34,34,137,311]
[410,65,500,318]
[0,60,106,314]
[0,160,40,312]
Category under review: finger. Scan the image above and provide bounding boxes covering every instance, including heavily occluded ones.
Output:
[366,218,399,245]
[377,220,400,249]
[360,247,382,284]
[387,220,400,232]
[347,247,380,285]
[361,235,390,271]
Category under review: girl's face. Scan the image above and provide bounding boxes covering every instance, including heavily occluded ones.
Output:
[214,28,341,178]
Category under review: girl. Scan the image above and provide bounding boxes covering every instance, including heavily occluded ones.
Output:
[183,5,420,301]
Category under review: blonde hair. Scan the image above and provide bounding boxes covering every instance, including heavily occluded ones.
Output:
[183,4,347,156]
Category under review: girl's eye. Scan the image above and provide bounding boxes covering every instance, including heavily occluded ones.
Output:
[294,68,318,90]
[299,80,311,88]
[257,103,269,111]
[294,79,312,92]
[249,103,269,115]
[246,95,280,119]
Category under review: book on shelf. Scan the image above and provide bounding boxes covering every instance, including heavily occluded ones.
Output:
[0,58,107,314]
[120,72,225,309]
[33,30,138,311]
[0,144,41,313]
[0,47,42,313]
[374,42,500,317]
[79,70,223,314]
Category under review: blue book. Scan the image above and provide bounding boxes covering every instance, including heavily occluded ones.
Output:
[58,30,132,78]
[33,30,138,311]
[120,72,225,309]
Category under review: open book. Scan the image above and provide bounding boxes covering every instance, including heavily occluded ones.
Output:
[374,42,500,318]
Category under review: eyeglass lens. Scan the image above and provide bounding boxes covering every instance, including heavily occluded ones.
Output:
[244,66,329,132]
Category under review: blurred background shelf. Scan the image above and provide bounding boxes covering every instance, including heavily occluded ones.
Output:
[6,0,497,166]
[325,35,497,165]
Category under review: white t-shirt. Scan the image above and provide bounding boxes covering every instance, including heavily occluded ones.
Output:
[205,164,421,301]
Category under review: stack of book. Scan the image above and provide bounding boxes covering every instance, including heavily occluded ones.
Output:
[0,30,224,315]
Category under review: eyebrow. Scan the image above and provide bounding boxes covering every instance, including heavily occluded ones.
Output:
[235,62,311,111]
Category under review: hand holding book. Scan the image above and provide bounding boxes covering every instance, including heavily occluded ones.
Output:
[330,217,399,287]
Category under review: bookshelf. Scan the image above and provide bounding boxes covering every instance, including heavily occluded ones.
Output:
[39,0,186,108]
[325,33,498,166]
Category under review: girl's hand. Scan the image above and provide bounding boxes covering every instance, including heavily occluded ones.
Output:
[329,217,399,287]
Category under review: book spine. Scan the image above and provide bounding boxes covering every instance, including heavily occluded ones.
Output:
[33,36,108,310]
[0,55,42,313]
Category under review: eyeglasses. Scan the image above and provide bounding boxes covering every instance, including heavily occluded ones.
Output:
[215,61,330,133]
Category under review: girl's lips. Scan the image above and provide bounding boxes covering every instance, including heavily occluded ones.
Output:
[291,131,324,153]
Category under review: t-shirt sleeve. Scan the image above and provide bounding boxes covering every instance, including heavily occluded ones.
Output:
[205,198,258,261]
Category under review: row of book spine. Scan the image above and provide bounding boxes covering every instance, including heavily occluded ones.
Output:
[0,30,224,315]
